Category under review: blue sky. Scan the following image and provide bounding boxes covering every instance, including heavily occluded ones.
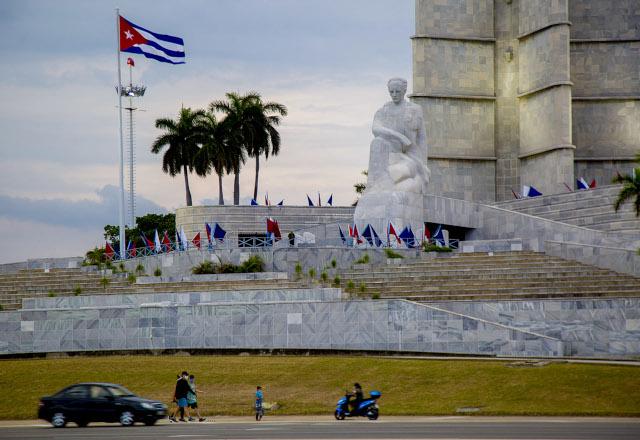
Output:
[0,0,414,263]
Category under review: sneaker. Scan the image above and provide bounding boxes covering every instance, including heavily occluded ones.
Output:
[169,417,177,423]
[188,417,195,422]
[179,418,186,422]
[198,418,206,422]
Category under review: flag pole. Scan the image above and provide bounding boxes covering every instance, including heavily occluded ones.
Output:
[116,8,126,259]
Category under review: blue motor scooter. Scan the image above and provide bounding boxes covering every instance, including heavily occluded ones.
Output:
[334,390,381,420]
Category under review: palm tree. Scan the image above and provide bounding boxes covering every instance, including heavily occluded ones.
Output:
[612,154,640,216]
[243,98,287,200]
[151,107,206,207]
[194,112,234,205]
[209,92,258,205]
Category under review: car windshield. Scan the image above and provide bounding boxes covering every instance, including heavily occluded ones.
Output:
[106,385,135,397]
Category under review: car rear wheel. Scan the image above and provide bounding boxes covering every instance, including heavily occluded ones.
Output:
[119,411,135,426]
[51,412,67,428]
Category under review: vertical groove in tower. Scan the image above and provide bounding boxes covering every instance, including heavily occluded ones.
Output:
[569,0,640,185]
[412,0,497,202]
[516,0,574,196]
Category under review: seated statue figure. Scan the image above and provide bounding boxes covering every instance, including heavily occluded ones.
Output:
[354,78,430,238]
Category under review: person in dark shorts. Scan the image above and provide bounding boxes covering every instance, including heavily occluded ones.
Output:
[255,386,264,421]
[169,371,191,422]
[187,374,206,422]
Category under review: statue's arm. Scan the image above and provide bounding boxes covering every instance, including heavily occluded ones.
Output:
[415,109,428,162]
[372,113,411,147]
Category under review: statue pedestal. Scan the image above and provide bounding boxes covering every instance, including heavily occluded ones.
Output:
[354,190,424,239]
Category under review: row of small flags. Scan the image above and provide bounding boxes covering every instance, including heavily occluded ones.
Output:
[105,223,228,259]
[338,222,446,249]
[249,194,334,207]
[513,178,598,199]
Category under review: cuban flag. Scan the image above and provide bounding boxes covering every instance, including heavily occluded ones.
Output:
[423,223,431,242]
[349,224,364,245]
[399,226,416,248]
[307,195,314,207]
[577,177,590,190]
[589,178,597,189]
[522,185,543,198]
[192,232,201,250]
[179,226,189,251]
[119,15,185,65]
[153,229,162,253]
[327,194,333,206]
[205,223,213,245]
[432,225,445,247]
[338,225,347,244]
[388,222,401,246]
[105,241,115,260]
[266,218,282,241]
[127,240,136,257]
[127,240,137,258]
[141,232,154,250]
[213,223,226,242]
[162,231,172,252]
[362,224,374,246]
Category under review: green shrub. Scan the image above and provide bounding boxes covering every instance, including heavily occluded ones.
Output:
[330,259,337,268]
[153,268,162,277]
[0,304,3,311]
[320,271,328,283]
[345,280,355,292]
[73,286,82,296]
[99,277,110,289]
[127,273,137,284]
[308,268,316,279]
[135,264,145,275]
[372,293,380,299]
[384,248,404,259]
[218,262,239,273]
[47,291,57,298]
[238,255,264,273]
[119,262,125,271]
[192,261,216,275]
[332,276,341,287]
[423,243,453,253]
[294,263,303,275]
[354,254,370,265]
[358,283,367,295]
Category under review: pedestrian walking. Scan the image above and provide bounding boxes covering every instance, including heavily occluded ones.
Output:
[255,386,264,421]
[169,371,191,422]
[187,374,206,422]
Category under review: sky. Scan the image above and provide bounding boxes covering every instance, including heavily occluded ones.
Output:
[0,0,415,263]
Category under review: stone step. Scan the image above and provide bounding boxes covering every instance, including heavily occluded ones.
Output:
[369,284,640,295]
[408,289,639,301]
[342,275,634,286]
[340,265,609,277]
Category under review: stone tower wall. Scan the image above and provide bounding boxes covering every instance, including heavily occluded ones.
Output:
[569,0,640,186]
[413,0,639,201]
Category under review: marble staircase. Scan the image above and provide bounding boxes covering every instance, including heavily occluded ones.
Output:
[0,268,303,311]
[340,251,640,301]
[494,185,640,235]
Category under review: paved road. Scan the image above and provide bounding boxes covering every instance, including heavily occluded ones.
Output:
[1,418,639,440]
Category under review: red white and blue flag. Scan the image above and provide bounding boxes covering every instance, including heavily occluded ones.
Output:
[119,15,185,65]
[388,222,401,245]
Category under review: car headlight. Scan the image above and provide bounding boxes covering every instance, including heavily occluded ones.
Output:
[140,402,155,410]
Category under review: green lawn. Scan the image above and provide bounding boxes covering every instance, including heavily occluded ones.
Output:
[1,355,639,419]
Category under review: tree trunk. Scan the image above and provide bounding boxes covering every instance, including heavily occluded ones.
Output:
[253,155,260,201]
[234,172,240,205]
[217,172,224,205]
[183,165,192,206]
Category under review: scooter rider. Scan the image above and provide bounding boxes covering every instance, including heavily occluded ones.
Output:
[348,383,363,413]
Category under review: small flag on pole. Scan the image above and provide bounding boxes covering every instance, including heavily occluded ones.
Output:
[154,229,162,253]
[127,240,136,257]
[162,231,171,252]
[327,194,333,206]
[192,232,201,250]
[388,222,401,245]
[266,218,282,241]
[589,178,597,189]
[105,242,115,260]
[338,225,347,244]
[205,223,212,245]
[277,200,284,206]
[213,223,226,242]
[577,177,589,190]
[522,185,543,197]
[399,226,416,248]
[307,195,314,207]
[251,199,259,206]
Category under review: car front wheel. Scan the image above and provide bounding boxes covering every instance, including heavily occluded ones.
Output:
[51,412,67,428]
[119,411,135,426]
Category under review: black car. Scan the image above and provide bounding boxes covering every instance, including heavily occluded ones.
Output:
[38,382,166,427]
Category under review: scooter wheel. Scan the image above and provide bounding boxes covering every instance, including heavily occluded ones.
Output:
[367,408,379,420]
[334,410,345,420]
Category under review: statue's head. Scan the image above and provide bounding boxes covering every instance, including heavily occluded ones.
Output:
[387,77,408,104]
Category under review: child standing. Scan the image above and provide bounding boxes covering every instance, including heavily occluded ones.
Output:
[255,386,264,421]
[187,375,206,422]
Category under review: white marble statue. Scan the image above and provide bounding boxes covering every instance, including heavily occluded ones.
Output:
[354,77,430,239]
